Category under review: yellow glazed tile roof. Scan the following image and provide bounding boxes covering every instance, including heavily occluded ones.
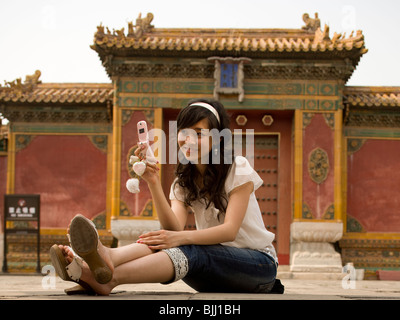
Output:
[0,82,113,104]
[93,28,366,55]
[91,12,367,60]
[344,87,400,108]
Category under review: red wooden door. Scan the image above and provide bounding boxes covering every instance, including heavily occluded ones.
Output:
[252,135,279,249]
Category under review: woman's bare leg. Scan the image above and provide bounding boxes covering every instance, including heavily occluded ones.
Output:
[62,241,154,271]
[108,242,155,267]
[60,242,175,295]
[80,250,175,295]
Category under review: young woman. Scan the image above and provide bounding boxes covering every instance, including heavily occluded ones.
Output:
[51,99,280,295]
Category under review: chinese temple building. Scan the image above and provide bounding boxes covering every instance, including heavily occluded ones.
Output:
[1,12,400,279]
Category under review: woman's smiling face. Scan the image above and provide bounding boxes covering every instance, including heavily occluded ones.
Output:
[177,118,213,164]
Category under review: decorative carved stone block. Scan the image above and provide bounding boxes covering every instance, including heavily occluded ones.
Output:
[291,221,343,243]
[111,219,160,247]
[290,242,343,273]
[290,222,343,273]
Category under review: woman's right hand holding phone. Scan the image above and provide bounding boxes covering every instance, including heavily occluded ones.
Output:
[134,143,160,186]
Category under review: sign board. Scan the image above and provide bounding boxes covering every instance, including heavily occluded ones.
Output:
[3,194,40,273]
[5,194,40,221]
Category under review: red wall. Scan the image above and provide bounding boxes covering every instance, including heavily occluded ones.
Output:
[347,139,400,232]
[14,135,107,228]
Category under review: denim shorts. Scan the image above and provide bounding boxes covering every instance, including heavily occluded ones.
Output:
[163,244,277,293]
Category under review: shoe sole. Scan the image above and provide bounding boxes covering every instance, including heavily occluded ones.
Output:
[69,214,112,284]
[49,244,70,281]
[49,243,96,295]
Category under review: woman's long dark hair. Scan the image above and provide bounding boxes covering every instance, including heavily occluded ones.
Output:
[174,98,233,213]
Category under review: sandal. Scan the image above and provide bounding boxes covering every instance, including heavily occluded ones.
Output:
[49,244,96,295]
[69,214,113,284]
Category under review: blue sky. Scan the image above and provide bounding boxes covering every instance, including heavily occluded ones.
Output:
[1,0,399,86]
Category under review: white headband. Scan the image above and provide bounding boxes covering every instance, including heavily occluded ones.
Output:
[189,102,220,124]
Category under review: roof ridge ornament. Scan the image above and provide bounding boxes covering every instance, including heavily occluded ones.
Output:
[128,12,154,38]
[1,70,41,95]
[95,13,154,40]
[314,24,331,43]
[302,13,321,32]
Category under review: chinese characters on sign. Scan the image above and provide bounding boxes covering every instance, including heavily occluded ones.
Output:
[7,204,37,219]
[5,195,39,220]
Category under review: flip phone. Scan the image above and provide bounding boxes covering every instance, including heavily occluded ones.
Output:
[137,121,155,159]
[137,121,149,143]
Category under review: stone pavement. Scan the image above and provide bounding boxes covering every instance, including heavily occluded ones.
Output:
[0,273,399,300]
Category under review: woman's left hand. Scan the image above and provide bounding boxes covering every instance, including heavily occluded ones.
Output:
[137,230,185,250]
